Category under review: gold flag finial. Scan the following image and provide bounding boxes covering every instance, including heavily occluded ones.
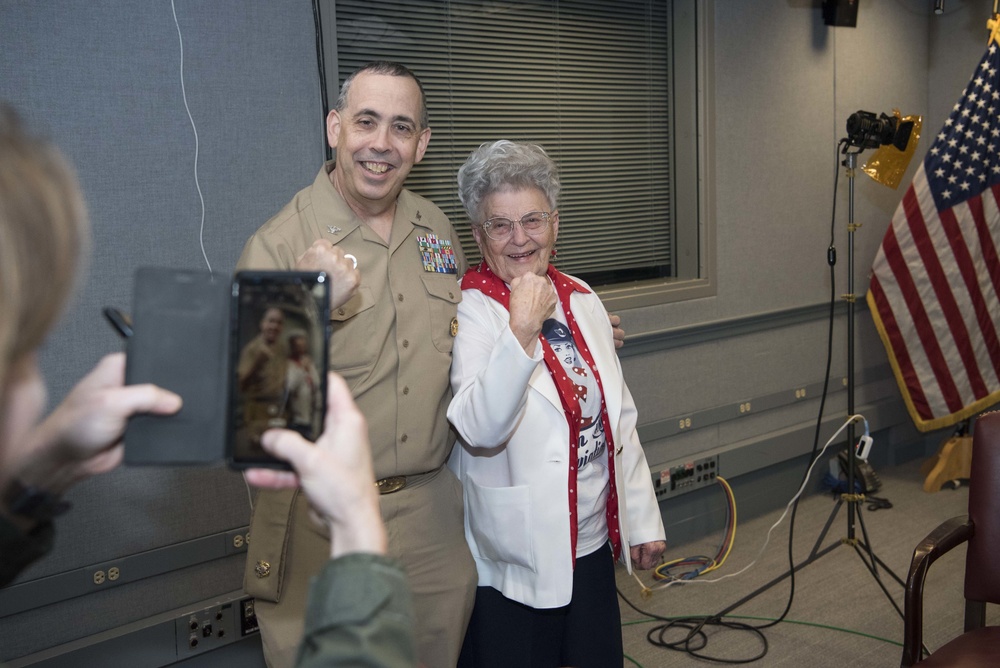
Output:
[988,11,1000,47]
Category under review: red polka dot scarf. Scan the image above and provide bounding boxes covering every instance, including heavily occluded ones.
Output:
[461,261,622,566]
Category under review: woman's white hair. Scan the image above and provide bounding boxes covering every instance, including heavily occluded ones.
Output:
[456,140,560,223]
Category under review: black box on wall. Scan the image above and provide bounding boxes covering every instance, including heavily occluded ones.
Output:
[822,0,859,27]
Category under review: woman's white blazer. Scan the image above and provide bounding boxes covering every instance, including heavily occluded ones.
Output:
[447,281,666,609]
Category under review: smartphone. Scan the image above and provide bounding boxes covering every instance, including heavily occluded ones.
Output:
[227,271,330,470]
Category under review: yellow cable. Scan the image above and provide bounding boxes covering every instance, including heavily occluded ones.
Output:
[710,477,737,569]
[646,476,737,583]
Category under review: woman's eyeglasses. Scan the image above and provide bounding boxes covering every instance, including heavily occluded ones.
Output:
[479,211,552,241]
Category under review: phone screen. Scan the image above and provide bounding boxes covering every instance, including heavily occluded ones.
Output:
[228,271,330,469]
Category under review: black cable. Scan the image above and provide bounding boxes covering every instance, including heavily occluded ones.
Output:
[866,495,893,511]
[711,136,844,632]
[312,0,333,162]
[618,589,769,664]
[740,136,843,631]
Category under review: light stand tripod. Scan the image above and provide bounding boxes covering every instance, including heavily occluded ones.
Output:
[715,144,910,623]
[805,148,908,611]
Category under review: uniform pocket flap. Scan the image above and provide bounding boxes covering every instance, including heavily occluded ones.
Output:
[330,286,376,322]
[420,275,461,303]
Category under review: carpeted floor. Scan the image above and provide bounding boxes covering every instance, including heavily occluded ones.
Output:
[615,456,994,667]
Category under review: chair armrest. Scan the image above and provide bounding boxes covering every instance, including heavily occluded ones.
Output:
[901,514,973,667]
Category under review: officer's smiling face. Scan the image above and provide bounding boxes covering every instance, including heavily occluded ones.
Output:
[327,72,431,218]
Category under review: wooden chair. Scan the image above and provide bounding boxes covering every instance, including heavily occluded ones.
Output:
[901,410,1000,666]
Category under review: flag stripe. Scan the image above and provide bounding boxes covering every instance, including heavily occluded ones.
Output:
[871,209,940,419]
[948,192,1000,384]
[975,184,1000,296]
[896,185,969,412]
[868,271,933,420]
[931,204,991,399]
[911,182,986,406]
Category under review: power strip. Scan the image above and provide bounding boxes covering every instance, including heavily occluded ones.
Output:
[653,455,719,500]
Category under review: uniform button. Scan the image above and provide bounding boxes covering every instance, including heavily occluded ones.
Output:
[401,434,408,443]
[397,293,404,302]
[449,291,455,299]
[338,308,345,316]
[403,386,409,395]
[402,340,409,348]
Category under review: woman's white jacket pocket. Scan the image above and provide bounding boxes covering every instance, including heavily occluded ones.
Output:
[464,480,536,571]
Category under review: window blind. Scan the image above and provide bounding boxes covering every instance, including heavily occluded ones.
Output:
[334,0,673,285]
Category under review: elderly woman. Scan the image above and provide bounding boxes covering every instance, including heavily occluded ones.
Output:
[447,140,667,667]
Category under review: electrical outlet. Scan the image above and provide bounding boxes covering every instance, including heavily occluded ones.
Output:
[239,597,259,637]
[225,527,250,554]
[174,602,238,655]
[653,455,719,500]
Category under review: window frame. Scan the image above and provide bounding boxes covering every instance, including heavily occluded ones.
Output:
[316,0,715,309]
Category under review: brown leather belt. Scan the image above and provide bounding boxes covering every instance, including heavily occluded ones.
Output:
[374,468,440,495]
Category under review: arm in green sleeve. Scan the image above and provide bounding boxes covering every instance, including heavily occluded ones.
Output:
[295,553,416,668]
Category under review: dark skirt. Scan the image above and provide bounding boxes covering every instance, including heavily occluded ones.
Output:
[458,542,624,668]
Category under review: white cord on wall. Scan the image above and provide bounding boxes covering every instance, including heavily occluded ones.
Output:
[171,0,212,275]
[171,1,255,514]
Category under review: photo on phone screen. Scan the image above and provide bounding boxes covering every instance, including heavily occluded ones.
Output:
[228,271,330,469]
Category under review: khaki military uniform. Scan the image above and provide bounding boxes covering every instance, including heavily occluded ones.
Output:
[238,162,476,668]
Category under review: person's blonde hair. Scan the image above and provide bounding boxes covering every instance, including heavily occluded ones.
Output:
[0,107,88,389]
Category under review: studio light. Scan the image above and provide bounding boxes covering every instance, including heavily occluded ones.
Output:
[845,110,915,151]
[845,109,923,190]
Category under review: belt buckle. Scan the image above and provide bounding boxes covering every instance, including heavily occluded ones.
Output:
[375,476,406,495]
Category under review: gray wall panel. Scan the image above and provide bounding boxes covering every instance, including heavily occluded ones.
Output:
[2,556,246,660]
[0,0,321,660]
[0,0,987,664]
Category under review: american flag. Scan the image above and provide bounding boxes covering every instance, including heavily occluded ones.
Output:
[867,36,1000,432]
